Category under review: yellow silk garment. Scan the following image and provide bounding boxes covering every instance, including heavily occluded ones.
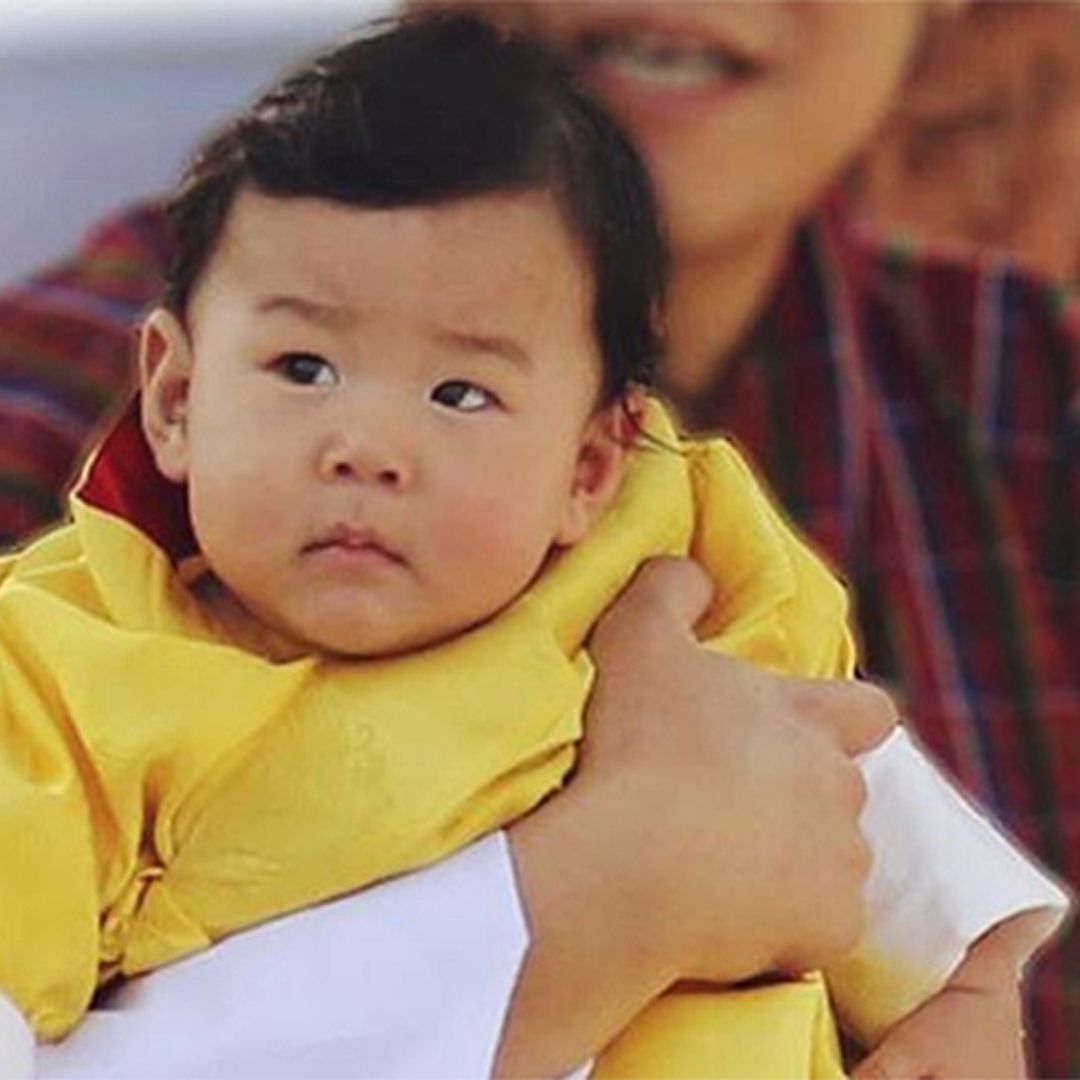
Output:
[0,400,851,1076]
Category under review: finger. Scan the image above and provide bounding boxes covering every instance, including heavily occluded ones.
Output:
[627,556,715,627]
[594,556,714,648]
[789,677,899,756]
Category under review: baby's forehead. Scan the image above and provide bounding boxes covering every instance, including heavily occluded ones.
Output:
[212,183,593,285]
[226,183,587,274]
[193,185,604,373]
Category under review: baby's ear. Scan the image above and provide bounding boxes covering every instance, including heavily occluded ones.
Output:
[139,308,193,484]
[556,392,644,547]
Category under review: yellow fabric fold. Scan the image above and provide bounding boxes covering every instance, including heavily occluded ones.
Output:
[598,976,844,1079]
[0,400,852,1075]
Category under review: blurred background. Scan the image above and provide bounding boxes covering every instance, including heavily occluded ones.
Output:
[852,0,1080,283]
[2,0,1080,286]
[0,0,391,285]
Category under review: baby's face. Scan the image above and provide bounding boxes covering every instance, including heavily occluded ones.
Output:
[141,187,628,656]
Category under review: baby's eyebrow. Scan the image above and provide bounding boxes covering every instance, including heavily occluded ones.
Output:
[254,294,351,326]
[435,330,533,371]
[252,297,532,370]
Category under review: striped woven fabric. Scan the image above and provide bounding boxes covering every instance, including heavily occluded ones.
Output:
[0,198,1077,1074]
[0,202,168,546]
[676,209,1079,1077]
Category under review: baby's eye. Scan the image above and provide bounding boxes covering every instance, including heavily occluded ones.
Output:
[271,352,339,387]
[431,380,499,413]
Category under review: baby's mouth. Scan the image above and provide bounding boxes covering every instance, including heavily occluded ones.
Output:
[575,29,762,93]
[303,525,406,568]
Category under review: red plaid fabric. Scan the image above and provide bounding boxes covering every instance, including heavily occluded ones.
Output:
[0,199,1077,1074]
[0,202,168,545]
[677,209,1080,1076]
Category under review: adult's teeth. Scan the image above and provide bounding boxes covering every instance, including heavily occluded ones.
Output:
[585,33,749,86]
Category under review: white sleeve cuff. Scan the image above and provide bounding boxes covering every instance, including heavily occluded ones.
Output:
[0,990,34,1079]
[38,832,528,1079]
[825,726,1072,1045]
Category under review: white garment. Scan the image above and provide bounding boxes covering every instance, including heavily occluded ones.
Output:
[0,990,33,1080]
[828,727,1070,1043]
[36,834,527,1080]
[19,727,1070,1080]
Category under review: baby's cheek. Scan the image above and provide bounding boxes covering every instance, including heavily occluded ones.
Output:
[186,453,291,602]
[434,486,554,588]
[190,464,274,549]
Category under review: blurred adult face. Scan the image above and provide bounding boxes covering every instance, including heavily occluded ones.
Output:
[437,2,931,258]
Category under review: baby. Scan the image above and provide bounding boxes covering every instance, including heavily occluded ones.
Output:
[0,13,1067,1079]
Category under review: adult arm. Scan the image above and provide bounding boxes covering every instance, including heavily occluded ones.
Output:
[495,557,892,1077]
[499,560,1072,1076]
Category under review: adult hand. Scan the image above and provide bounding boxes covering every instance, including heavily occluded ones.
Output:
[587,556,892,979]
[495,557,895,1077]
[850,908,1057,1080]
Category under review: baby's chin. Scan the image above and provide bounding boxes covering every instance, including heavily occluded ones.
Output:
[210,573,500,662]
[268,606,488,662]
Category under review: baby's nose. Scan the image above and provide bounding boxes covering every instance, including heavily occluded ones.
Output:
[317,426,412,489]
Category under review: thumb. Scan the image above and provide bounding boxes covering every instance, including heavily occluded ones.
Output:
[593,556,714,652]
[621,556,714,629]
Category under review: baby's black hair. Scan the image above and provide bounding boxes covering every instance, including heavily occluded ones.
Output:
[163,11,667,403]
